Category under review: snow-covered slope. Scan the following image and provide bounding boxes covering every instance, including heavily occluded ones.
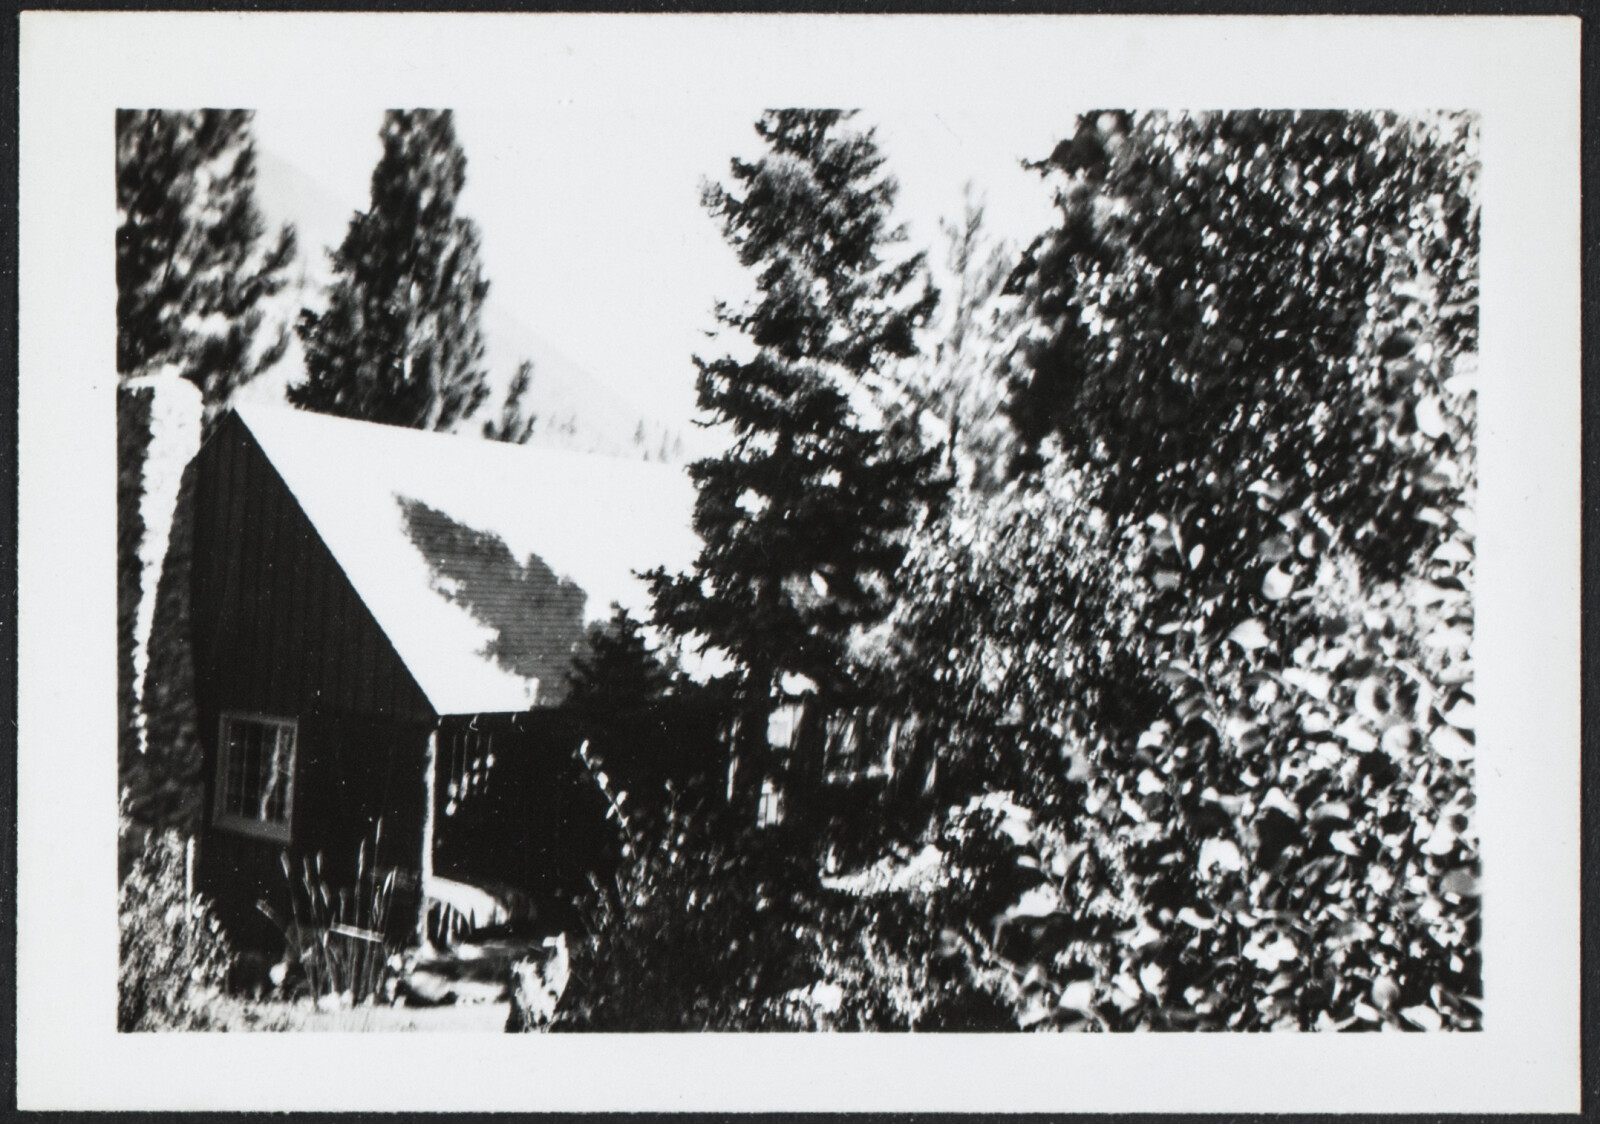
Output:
[250,149,700,463]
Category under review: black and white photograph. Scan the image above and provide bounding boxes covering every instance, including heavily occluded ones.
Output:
[17,11,1580,1112]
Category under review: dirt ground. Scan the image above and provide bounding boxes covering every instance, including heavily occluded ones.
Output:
[200,992,514,1032]
[192,934,563,1031]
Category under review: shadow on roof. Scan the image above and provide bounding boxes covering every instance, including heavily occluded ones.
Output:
[399,496,589,708]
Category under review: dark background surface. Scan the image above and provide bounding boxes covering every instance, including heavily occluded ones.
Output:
[1,0,1592,1117]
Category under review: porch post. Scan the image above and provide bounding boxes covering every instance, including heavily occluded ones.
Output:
[417,722,439,942]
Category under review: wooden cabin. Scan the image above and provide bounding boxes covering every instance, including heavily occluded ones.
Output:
[187,404,700,948]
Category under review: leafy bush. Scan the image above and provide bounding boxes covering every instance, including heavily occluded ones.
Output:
[559,803,818,1030]
[870,110,1480,1030]
[563,784,1056,1031]
[578,109,1481,1033]
[782,806,1044,1031]
[118,827,233,1031]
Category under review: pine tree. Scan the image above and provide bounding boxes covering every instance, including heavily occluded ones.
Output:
[564,606,733,829]
[116,109,297,415]
[482,359,538,444]
[291,109,492,431]
[915,187,1020,492]
[569,606,675,713]
[647,110,941,806]
[117,110,294,833]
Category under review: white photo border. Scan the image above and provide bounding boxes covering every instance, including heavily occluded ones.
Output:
[17,11,1581,1112]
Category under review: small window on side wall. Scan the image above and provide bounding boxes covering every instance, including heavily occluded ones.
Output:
[756,778,784,828]
[214,713,297,842]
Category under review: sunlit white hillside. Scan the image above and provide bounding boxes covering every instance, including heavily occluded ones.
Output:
[247,149,709,463]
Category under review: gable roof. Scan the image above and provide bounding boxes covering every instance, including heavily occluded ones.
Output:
[232,404,701,717]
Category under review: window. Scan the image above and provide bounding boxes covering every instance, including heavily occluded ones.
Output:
[756,779,784,828]
[443,727,494,817]
[821,709,864,782]
[766,702,803,751]
[214,713,297,842]
[822,706,903,784]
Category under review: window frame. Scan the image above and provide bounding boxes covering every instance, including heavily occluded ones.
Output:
[213,711,299,843]
[442,726,495,818]
[756,778,784,828]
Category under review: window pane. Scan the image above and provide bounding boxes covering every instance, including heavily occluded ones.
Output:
[241,722,261,816]
[276,726,295,820]
[258,727,282,822]
[224,721,247,812]
[219,716,295,831]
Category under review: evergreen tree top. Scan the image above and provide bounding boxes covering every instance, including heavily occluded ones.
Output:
[650,109,942,706]
[703,110,932,384]
[290,109,492,433]
[116,109,296,420]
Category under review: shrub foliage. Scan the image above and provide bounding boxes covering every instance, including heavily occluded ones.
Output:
[573,109,1482,1033]
[118,827,233,1031]
[871,110,1481,1029]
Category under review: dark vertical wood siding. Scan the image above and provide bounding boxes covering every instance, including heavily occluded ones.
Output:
[190,413,436,727]
[429,713,616,902]
[190,414,438,946]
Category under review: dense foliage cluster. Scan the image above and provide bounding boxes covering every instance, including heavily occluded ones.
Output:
[119,823,234,1031]
[116,109,297,415]
[578,109,1481,1033]
[888,110,1480,1030]
[562,797,1022,1030]
[561,808,812,1030]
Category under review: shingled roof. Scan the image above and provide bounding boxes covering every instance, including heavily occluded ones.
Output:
[234,404,701,716]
